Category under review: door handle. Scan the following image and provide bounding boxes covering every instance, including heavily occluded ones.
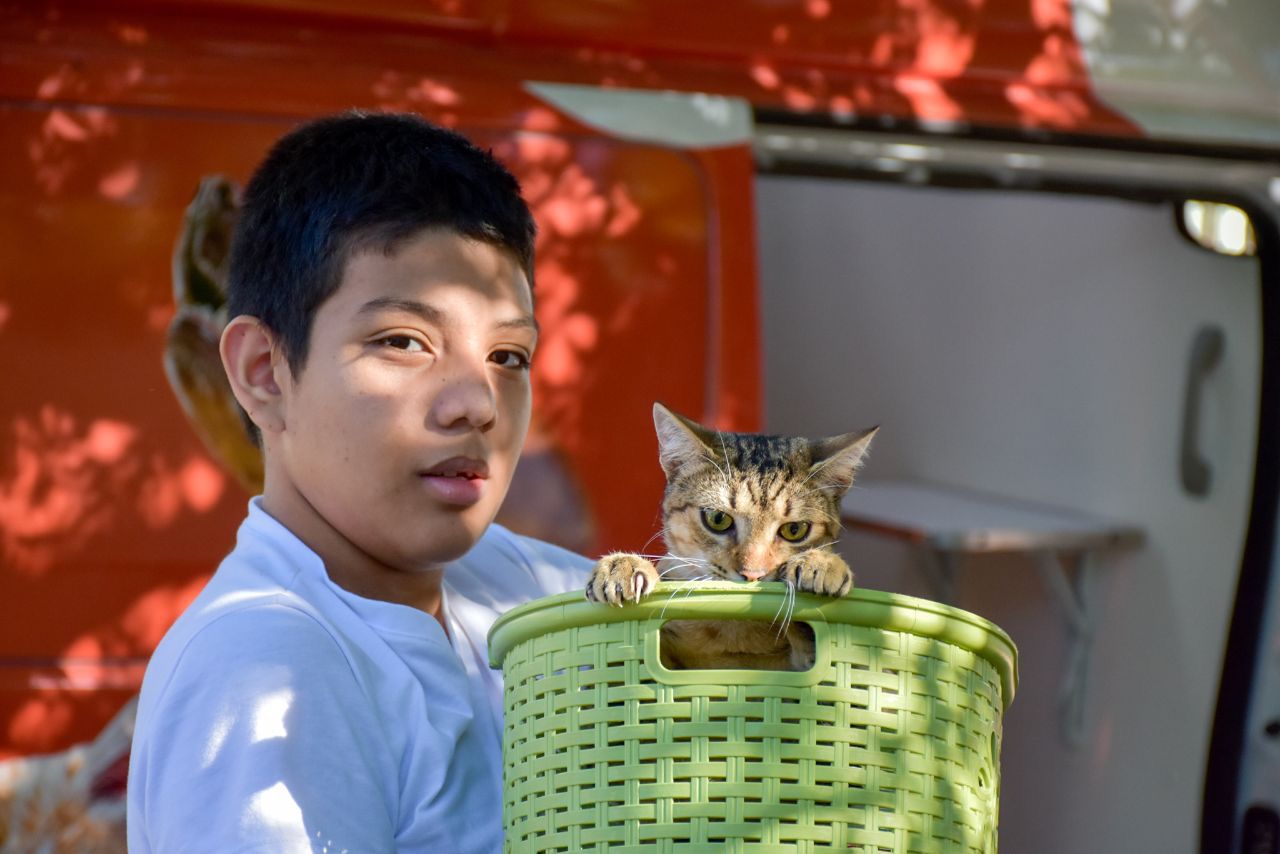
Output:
[1180,325,1224,498]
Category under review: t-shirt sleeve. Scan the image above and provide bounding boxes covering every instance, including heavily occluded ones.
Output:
[132,605,396,853]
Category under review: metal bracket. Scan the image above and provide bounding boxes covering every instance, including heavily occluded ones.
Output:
[1034,551,1098,748]
[918,546,1098,748]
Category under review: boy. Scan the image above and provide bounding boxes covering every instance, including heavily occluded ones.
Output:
[127,112,590,851]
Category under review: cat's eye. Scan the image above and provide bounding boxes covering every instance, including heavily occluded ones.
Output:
[778,521,811,542]
[701,508,735,533]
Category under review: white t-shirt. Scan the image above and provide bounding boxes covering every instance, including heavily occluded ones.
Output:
[127,498,590,853]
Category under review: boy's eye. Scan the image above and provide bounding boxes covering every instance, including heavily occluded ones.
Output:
[378,335,426,353]
[490,349,531,370]
[701,509,734,533]
[778,521,811,542]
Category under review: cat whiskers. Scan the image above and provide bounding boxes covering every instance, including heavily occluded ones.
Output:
[657,574,716,622]
[638,530,666,555]
[627,551,706,563]
[700,452,732,494]
[715,431,738,483]
[640,552,713,583]
[657,561,708,582]
[796,453,849,492]
[770,577,798,640]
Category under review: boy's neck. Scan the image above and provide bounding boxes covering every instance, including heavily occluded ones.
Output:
[259,485,448,629]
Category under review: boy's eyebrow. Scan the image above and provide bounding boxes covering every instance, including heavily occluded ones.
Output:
[495,315,541,338]
[358,297,539,337]
[358,297,444,324]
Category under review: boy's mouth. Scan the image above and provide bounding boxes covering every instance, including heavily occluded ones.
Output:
[421,457,489,480]
[419,457,489,506]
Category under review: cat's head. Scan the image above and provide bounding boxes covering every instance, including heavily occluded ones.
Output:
[653,403,876,583]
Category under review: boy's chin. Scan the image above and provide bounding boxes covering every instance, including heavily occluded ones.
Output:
[416,510,498,565]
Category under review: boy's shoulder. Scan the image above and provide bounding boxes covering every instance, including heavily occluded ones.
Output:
[162,507,325,639]
[138,503,354,703]
[450,523,592,601]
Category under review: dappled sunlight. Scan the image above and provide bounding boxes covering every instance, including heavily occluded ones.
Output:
[750,61,782,91]
[137,452,228,529]
[538,164,608,238]
[781,84,818,112]
[0,406,229,575]
[370,71,464,126]
[116,576,211,653]
[7,696,74,753]
[897,75,965,123]
[528,259,598,389]
[30,106,119,196]
[916,10,977,76]
[97,160,141,201]
[605,183,641,237]
[372,71,462,109]
[250,689,293,745]
[43,109,98,144]
[26,49,154,203]
[180,455,226,513]
[110,22,148,45]
[247,781,304,837]
[40,577,207,675]
[492,132,655,450]
[509,129,572,171]
[413,77,461,107]
[566,0,1121,133]
[0,408,138,576]
[805,0,831,20]
[1032,0,1073,30]
[1006,78,1090,127]
[517,105,564,134]
[828,93,856,118]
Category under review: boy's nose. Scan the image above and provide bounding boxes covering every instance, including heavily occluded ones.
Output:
[429,370,496,431]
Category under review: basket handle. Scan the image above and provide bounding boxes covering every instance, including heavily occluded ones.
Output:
[638,595,832,687]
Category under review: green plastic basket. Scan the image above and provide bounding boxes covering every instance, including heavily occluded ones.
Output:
[488,582,1017,853]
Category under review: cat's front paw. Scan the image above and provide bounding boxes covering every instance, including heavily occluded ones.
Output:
[776,550,854,598]
[586,553,660,606]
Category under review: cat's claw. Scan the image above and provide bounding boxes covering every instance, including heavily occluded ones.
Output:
[776,550,855,598]
[586,553,660,607]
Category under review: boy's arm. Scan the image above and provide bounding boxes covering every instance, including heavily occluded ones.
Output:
[130,605,396,853]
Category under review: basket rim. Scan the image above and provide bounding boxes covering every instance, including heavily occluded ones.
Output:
[488,581,1017,706]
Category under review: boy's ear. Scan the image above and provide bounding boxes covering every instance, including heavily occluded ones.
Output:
[220,315,287,436]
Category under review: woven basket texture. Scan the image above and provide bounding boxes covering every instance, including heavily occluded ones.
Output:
[490,583,1016,853]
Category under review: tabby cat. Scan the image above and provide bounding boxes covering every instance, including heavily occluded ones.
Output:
[586,403,877,671]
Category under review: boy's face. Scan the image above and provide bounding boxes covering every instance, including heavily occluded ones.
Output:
[269,228,536,577]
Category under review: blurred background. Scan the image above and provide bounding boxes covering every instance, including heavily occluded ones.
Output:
[1,1,1277,850]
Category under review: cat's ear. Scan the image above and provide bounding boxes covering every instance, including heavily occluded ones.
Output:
[807,426,878,495]
[653,402,716,478]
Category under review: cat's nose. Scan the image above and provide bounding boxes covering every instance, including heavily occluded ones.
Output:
[741,568,769,581]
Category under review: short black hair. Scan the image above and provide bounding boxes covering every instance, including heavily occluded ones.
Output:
[226,110,536,376]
